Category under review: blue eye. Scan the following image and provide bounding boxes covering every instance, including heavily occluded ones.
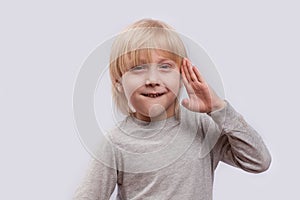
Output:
[159,64,172,70]
[130,65,146,71]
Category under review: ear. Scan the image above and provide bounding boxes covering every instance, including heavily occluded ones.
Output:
[115,82,123,93]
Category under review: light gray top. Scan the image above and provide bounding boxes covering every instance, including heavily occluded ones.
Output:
[73,101,271,200]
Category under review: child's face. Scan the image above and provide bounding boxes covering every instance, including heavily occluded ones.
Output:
[120,50,181,121]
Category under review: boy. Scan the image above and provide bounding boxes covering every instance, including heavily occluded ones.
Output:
[74,19,271,200]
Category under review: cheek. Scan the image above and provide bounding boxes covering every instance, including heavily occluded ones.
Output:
[162,72,181,95]
[121,73,145,100]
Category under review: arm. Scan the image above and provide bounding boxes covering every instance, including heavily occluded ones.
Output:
[206,102,271,173]
[181,58,271,173]
[73,158,117,200]
[73,134,119,200]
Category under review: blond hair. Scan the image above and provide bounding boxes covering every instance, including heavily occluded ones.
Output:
[109,19,187,115]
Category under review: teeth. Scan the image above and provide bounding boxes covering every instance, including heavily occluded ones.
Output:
[145,93,161,98]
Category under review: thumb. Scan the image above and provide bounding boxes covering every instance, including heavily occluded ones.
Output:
[181,98,190,109]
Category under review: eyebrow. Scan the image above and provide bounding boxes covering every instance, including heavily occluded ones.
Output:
[156,58,175,63]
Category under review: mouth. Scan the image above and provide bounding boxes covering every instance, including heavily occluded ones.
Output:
[141,92,166,98]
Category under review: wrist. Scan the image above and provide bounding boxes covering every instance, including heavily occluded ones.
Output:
[210,100,226,113]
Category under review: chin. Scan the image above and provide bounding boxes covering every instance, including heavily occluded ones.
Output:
[147,104,166,118]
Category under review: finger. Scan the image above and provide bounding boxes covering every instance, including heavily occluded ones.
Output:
[180,66,189,86]
[186,59,198,82]
[183,59,192,82]
[181,98,190,109]
[187,61,197,81]
[192,66,205,83]
[181,66,196,95]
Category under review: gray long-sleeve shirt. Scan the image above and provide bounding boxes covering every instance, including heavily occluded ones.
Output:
[74,101,271,200]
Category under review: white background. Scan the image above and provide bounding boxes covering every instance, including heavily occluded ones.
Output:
[1,0,299,199]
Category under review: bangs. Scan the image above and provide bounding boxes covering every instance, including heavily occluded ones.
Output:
[110,27,186,66]
[118,49,183,73]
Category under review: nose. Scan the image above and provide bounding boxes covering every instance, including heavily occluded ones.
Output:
[145,67,160,86]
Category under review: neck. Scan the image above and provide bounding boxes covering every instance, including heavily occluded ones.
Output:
[133,104,178,122]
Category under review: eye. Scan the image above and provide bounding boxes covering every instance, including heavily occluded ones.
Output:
[130,65,146,71]
[158,63,172,70]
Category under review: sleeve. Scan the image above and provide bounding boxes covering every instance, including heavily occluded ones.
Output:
[73,158,117,200]
[73,134,119,200]
[202,100,272,173]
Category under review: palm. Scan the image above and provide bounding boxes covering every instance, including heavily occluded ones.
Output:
[181,58,224,113]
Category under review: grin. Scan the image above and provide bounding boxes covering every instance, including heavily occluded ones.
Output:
[141,92,166,98]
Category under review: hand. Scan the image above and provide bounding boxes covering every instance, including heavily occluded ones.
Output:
[181,58,225,113]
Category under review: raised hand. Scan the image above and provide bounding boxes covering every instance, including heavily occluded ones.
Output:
[181,58,225,113]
